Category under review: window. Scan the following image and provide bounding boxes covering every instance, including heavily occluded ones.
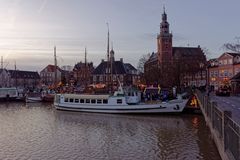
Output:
[97,99,102,104]
[99,75,103,81]
[228,59,233,64]
[69,98,74,103]
[103,99,108,104]
[219,60,222,65]
[210,71,214,77]
[64,98,68,102]
[80,99,84,103]
[86,99,90,103]
[214,71,218,77]
[224,59,227,65]
[224,70,228,77]
[117,99,122,104]
[75,99,79,103]
[93,76,96,82]
[91,99,96,103]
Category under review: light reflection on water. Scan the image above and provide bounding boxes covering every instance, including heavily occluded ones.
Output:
[0,102,220,160]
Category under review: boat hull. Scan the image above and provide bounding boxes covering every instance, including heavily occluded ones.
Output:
[26,97,42,103]
[54,100,188,114]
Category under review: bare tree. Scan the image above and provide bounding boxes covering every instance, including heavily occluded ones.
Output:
[223,37,240,53]
[137,53,150,73]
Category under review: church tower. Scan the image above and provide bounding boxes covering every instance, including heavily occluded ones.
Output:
[157,7,173,64]
[157,7,175,88]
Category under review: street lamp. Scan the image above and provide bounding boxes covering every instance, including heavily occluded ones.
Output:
[199,62,204,87]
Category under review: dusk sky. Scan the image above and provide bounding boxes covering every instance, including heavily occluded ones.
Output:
[0,0,240,71]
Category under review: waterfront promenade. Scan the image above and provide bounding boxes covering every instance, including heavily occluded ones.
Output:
[196,90,240,160]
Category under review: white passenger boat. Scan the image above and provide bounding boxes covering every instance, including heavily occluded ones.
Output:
[54,87,188,114]
[0,88,18,101]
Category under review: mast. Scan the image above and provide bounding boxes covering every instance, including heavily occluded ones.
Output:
[106,23,111,93]
[84,47,87,86]
[14,61,17,88]
[1,56,3,87]
[54,46,57,86]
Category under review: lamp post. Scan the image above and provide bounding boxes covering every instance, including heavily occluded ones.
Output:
[199,62,204,87]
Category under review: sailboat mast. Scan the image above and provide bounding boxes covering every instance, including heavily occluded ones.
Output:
[15,61,17,88]
[84,47,87,86]
[1,56,3,86]
[54,46,57,86]
[106,23,110,92]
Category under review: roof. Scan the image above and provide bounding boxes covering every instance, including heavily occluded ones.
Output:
[40,65,62,73]
[8,70,40,79]
[172,47,205,58]
[124,63,137,74]
[146,47,205,62]
[226,52,240,57]
[73,62,93,70]
[93,61,131,75]
[147,52,158,62]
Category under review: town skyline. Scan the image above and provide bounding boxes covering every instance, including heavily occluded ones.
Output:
[0,0,239,71]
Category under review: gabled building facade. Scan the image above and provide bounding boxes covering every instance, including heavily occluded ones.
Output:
[92,49,138,87]
[40,65,62,86]
[208,52,240,90]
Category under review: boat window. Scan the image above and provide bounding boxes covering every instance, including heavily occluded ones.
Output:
[91,99,96,104]
[103,99,108,104]
[69,98,74,103]
[86,99,90,103]
[64,98,68,102]
[80,99,84,103]
[97,99,102,104]
[75,99,79,103]
[117,99,122,104]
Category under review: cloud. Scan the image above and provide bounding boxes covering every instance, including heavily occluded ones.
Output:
[38,0,48,14]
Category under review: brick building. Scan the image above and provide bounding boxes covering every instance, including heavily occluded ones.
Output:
[144,9,206,88]
[73,62,94,86]
[208,52,240,90]
[40,65,62,86]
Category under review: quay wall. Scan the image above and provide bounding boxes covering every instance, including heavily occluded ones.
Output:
[195,90,240,160]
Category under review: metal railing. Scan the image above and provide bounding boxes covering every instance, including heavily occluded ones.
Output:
[196,90,240,160]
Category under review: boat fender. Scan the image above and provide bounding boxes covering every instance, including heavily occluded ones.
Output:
[174,105,180,110]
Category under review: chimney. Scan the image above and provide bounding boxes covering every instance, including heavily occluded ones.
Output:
[120,58,123,62]
[101,59,104,63]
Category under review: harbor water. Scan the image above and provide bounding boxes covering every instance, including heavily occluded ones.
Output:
[0,102,220,160]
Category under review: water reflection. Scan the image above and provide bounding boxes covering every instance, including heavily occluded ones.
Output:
[0,103,220,160]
